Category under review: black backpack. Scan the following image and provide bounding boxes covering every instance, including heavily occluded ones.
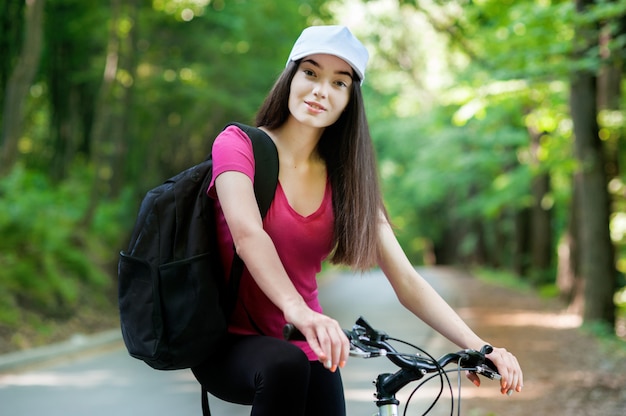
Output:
[118,123,278,372]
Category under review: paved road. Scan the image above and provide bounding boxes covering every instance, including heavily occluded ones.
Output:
[0,267,466,416]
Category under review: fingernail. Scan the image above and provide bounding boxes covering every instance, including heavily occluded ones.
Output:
[339,360,346,368]
[325,360,332,369]
[331,364,337,372]
[507,389,514,396]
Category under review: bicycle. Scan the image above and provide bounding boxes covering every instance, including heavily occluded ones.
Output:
[283,316,502,416]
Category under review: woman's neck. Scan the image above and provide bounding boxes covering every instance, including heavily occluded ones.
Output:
[265,119,324,166]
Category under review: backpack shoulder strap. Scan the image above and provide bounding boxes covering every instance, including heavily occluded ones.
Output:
[221,122,278,316]
[227,122,279,216]
[202,123,279,416]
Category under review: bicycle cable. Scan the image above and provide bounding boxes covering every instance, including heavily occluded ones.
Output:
[456,357,463,416]
[384,337,453,416]
[403,371,449,416]
[383,338,483,416]
[402,365,487,416]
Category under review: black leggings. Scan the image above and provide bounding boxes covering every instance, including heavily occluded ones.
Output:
[192,334,346,416]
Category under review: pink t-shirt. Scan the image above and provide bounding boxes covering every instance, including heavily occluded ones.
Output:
[208,125,334,360]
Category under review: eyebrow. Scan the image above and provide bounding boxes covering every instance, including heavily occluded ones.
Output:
[302,58,354,79]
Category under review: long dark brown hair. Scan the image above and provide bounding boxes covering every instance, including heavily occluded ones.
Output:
[256,61,388,270]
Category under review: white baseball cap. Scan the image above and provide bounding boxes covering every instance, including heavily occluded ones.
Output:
[286,25,369,84]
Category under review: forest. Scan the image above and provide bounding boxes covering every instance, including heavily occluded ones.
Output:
[1,0,625,348]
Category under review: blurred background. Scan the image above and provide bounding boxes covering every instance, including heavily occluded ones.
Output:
[0,0,625,353]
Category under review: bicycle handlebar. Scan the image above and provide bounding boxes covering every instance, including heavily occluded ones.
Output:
[283,316,501,381]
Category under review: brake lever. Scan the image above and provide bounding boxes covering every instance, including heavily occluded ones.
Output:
[466,345,502,381]
[349,339,387,358]
[473,364,502,381]
[284,323,386,359]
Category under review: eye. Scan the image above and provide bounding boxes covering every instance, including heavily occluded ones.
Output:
[303,68,316,77]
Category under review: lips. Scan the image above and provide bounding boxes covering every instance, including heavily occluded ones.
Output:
[305,101,326,112]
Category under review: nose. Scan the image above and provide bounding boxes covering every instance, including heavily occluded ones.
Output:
[312,81,327,98]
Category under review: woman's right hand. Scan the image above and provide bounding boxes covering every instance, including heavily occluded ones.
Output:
[284,306,349,372]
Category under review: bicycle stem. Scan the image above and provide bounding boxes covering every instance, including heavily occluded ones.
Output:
[375,367,426,407]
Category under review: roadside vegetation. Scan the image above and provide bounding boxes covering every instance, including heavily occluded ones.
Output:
[1,0,625,351]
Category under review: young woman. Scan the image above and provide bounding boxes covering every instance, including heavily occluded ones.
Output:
[192,25,523,416]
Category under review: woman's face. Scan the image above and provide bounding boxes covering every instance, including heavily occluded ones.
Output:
[288,53,353,129]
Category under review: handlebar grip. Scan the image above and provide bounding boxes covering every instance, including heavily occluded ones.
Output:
[480,345,493,355]
[283,323,306,341]
[283,323,353,342]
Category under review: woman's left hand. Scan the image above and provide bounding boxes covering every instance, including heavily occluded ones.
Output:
[467,346,524,395]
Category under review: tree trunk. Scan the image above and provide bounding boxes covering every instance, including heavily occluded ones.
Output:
[0,1,26,108]
[597,7,623,192]
[569,0,617,325]
[110,0,139,196]
[82,0,121,226]
[528,127,553,282]
[513,208,531,277]
[597,13,624,112]
[530,173,552,272]
[557,178,584,314]
[0,0,45,175]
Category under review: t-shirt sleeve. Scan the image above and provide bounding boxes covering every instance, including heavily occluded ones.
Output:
[207,125,255,198]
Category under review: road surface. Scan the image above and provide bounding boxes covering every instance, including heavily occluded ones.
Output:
[0,267,467,416]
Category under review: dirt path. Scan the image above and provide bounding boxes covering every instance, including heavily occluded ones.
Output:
[1,267,625,415]
[448,269,626,416]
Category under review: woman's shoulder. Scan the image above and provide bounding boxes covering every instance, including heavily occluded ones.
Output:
[217,124,253,143]
[208,124,257,195]
[213,124,254,154]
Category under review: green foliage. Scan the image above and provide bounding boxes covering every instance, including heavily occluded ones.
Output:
[1,0,625,339]
[358,0,591,270]
[463,0,577,79]
[370,101,533,263]
[0,165,125,326]
[92,185,136,250]
[0,0,331,340]
[470,267,532,293]
[126,0,329,189]
[616,286,626,316]
[581,319,626,355]
[0,0,25,110]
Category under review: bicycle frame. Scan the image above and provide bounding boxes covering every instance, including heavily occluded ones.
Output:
[377,402,400,416]
[374,369,423,415]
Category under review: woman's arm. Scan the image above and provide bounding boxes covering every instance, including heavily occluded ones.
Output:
[376,216,524,394]
[215,170,349,371]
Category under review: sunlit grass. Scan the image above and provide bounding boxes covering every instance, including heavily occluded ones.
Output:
[581,320,626,356]
[470,267,563,301]
[469,267,533,293]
